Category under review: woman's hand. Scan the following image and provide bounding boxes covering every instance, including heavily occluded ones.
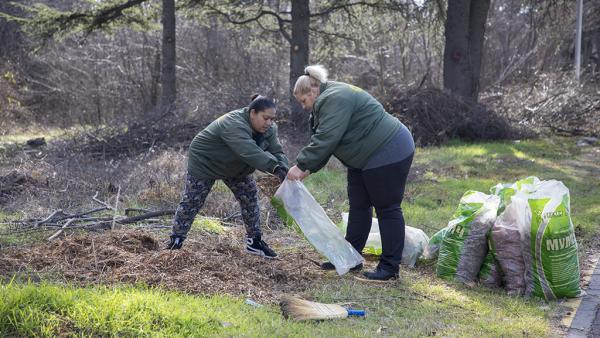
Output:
[287,165,310,181]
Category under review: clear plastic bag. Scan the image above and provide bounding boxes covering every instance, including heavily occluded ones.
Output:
[341,213,429,267]
[274,180,363,275]
[491,197,529,295]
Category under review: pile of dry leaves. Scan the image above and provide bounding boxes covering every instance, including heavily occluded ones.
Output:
[0,229,327,303]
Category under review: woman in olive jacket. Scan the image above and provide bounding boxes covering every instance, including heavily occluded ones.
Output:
[287,65,415,280]
[166,95,289,258]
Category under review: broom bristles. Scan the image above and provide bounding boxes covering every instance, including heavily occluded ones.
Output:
[280,295,348,321]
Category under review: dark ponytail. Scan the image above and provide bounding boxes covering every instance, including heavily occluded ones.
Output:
[249,94,276,113]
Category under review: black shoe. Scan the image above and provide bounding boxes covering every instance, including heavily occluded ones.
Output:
[246,237,277,259]
[166,235,185,250]
[321,262,363,272]
[362,266,399,281]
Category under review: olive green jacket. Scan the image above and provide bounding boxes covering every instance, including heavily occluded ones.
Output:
[296,81,401,172]
[187,108,288,179]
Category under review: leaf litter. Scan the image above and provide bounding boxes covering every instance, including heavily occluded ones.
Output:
[0,228,328,303]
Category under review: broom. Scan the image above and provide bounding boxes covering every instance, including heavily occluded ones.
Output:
[280,295,365,321]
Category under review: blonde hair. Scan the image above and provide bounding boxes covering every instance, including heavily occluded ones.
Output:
[293,64,328,96]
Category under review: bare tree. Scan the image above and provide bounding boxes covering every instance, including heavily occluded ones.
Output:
[2,0,179,112]
[161,0,176,110]
[289,0,309,119]
[443,0,491,102]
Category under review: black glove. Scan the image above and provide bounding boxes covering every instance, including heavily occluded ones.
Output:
[166,235,185,250]
[273,166,288,183]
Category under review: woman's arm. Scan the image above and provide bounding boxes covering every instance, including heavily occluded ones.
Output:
[221,123,279,173]
[265,123,289,169]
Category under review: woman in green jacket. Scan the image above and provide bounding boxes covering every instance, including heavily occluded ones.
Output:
[166,95,289,258]
[288,65,415,280]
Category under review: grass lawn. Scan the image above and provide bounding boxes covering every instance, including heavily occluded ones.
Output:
[1,136,598,337]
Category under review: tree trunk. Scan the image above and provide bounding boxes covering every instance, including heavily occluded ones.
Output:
[290,0,310,127]
[443,0,490,102]
[160,0,176,110]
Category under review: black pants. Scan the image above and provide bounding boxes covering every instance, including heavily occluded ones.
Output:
[345,153,413,273]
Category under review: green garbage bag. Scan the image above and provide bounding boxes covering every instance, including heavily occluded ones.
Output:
[436,191,500,283]
[478,239,502,288]
[423,225,452,260]
[491,176,539,215]
[518,180,581,300]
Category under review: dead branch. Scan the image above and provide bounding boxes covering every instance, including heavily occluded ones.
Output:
[117,210,175,224]
[47,218,76,241]
[92,191,113,210]
[34,210,65,228]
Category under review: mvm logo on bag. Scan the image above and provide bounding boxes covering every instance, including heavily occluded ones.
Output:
[546,233,577,251]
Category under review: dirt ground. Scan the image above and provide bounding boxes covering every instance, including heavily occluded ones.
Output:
[0,228,330,304]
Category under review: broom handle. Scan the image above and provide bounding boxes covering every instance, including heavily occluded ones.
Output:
[346,309,366,317]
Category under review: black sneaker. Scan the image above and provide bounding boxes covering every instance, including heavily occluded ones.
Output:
[321,261,363,271]
[362,266,399,281]
[246,237,277,259]
[165,235,185,250]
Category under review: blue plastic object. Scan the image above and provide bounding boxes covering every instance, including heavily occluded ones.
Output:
[346,309,366,317]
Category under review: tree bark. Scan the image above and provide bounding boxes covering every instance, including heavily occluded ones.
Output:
[160,0,176,110]
[290,0,310,127]
[443,0,490,102]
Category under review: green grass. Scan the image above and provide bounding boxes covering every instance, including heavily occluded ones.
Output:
[0,279,555,337]
[192,217,225,234]
[0,282,304,337]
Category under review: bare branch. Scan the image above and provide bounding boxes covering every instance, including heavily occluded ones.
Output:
[203,4,292,42]
[92,191,114,210]
[310,1,408,17]
[47,218,76,241]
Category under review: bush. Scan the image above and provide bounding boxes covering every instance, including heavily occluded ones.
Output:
[383,86,514,145]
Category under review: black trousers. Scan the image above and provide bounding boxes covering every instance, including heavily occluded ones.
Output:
[345,153,413,273]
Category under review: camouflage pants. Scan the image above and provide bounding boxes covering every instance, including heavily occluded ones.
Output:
[172,173,261,238]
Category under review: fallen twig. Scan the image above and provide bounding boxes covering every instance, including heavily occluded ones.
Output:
[93,191,113,210]
[47,218,76,241]
[34,210,65,228]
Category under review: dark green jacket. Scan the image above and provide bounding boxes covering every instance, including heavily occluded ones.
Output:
[296,81,401,172]
[187,108,288,179]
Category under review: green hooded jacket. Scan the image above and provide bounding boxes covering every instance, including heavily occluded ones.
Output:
[296,81,401,172]
[187,108,288,179]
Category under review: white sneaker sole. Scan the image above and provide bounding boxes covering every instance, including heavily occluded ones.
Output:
[246,247,278,260]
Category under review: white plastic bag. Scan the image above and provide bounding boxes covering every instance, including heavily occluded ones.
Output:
[274,180,363,275]
[341,213,429,267]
